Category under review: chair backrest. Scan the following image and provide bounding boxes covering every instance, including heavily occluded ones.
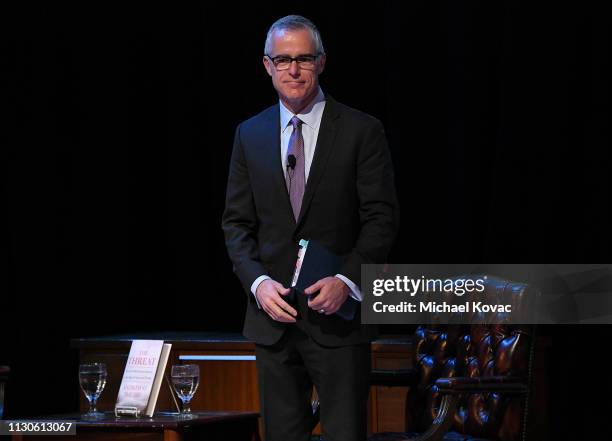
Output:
[410,276,537,441]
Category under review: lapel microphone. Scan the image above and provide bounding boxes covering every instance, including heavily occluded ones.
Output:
[287,154,296,170]
[287,154,296,192]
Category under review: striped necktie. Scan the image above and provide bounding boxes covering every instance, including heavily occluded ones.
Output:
[286,116,305,221]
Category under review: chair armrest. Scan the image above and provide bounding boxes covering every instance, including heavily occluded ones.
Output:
[436,376,528,394]
[370,368,419,387]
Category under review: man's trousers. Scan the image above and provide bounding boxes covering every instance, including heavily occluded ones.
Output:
[255,324,371,441]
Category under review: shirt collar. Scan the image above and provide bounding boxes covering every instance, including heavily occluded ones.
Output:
[280,87,326,133]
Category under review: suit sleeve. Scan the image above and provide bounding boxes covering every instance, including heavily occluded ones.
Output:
[221,124,267,294]
[340,120,400,287]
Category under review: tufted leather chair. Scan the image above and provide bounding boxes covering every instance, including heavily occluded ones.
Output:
[369,276,538,441]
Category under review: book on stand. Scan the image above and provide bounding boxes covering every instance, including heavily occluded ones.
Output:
[115,340,172,417]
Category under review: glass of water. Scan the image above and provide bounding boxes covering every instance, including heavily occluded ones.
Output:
[171,364,199,417]
[79,363,107,418]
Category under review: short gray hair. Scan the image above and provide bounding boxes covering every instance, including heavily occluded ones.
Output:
[264,15,325,56]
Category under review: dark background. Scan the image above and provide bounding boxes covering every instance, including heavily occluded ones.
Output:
[2,1,610,438]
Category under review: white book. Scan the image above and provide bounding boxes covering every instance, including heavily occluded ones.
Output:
[115,340,172,417]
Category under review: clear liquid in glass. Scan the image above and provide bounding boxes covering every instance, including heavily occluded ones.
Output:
[171,375,200,402]
[79,371,107,402]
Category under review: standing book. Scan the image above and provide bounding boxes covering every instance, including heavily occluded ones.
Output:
[115,340,172,417]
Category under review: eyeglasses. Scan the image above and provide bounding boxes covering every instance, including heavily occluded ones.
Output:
[265,54,320,71]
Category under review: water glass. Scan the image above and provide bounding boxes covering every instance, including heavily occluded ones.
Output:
[79,362,107,417]
[170,364,199,417]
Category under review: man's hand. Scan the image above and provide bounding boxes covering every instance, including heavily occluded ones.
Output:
[304,277,350,315]
[256,279,297,323]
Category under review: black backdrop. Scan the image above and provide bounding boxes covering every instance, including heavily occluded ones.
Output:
[3,1,611,438]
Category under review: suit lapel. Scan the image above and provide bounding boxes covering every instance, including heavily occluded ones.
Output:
[295,96,341,228]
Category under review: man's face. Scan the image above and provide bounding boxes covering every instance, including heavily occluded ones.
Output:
[263,28,326,112]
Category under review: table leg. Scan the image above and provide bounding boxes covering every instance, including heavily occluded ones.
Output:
[163,428,181,441]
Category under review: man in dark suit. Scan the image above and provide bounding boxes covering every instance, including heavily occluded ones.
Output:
[222,15,398,441]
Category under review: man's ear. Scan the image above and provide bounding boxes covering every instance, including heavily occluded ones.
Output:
[317,53,327,74]
[263,56,273,77]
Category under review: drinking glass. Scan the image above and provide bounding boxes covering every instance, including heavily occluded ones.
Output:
[170,364,199,417]
[79,362,107,418]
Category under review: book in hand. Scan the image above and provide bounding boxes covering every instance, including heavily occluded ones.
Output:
[291,239,358,320]
[115,340,172,417]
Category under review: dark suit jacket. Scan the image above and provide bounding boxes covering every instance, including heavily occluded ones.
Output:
[222,96,399,346]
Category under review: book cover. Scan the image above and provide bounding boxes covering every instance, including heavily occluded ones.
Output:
[291,239,358,320]
[115,340,172,417]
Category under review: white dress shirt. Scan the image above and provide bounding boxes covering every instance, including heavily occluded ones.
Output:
[250,88,363,306]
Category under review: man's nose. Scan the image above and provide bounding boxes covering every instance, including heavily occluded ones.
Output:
[288,60,300,75]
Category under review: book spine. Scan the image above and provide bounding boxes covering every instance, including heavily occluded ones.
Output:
[291,240,309,287]
[145,343,172,417]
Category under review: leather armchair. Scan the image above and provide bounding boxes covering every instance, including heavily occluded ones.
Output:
[369,276,538,441]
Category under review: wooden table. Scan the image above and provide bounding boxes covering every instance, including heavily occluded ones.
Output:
[8,411,260,441]
[70,332,413,435]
